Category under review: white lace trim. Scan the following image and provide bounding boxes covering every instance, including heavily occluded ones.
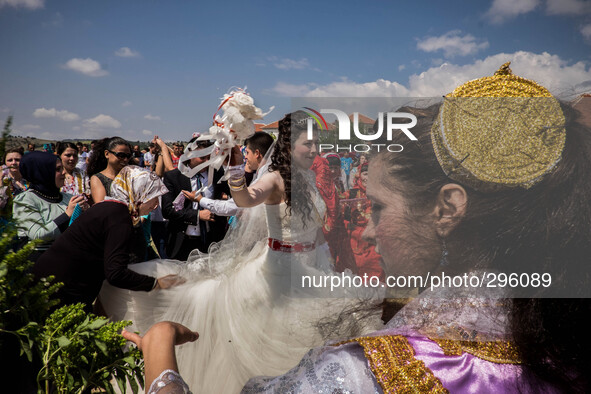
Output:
[148,369,191,394]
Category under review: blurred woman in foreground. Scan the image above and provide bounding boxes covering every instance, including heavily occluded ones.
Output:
[128,64,590,393]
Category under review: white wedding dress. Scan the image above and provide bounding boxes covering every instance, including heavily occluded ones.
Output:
[99,170,383,393]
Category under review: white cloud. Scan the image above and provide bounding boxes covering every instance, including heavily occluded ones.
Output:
[270,51,591,99]
[269,82,321,97]
[546,0,591,15]
[0,0,44,10]
[122,100,132,107]
[144,114,161,121]
[115,47,141,58]
[398,65,406,71]
[417,30,489,58]
[19,124,41,131]
[33,107,80,121]
[581,24,591,40]
[271,78,409,97]
[142,129,153,136]
[268,56,312,70]
[12,124,41,135]
[63,58,108,77]
[83,114,121,129]
[485,0,540,24]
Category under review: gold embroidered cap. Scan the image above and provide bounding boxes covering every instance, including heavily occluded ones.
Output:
[431,62,566,191]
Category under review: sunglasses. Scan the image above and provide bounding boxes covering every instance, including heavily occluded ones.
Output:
[108,150,132,160]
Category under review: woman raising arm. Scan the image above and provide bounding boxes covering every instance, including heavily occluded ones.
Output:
[228,113,318,208]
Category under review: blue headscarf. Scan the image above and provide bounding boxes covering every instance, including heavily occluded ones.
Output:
[19,151,61,199]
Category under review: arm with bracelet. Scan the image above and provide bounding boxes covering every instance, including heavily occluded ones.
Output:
[227,146,282,207]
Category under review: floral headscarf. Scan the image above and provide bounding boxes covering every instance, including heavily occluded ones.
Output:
[107,165,168,225]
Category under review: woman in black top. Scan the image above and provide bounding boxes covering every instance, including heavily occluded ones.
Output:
[34,166,182,310]
[87,136,133,203]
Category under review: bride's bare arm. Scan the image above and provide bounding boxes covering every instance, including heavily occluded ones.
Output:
[231,171,282,207]
[228,145,283,207]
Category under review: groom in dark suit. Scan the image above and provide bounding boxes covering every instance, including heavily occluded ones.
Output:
[161,137,229,260]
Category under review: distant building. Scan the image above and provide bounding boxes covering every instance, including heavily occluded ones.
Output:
[348,113,375,134]
[572,94,591,128]
[261,121,279,138]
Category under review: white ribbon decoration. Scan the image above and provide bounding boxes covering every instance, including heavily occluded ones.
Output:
[178,89,273,192]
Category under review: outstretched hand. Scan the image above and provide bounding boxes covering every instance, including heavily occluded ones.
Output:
[122,321,199,388]
[121,321,199,351]
[229,145,243,166]
[182,189,203,203]
[152,135,166,148]
[154,274,186,290]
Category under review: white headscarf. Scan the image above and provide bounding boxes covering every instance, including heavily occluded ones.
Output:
[108,165,168,225]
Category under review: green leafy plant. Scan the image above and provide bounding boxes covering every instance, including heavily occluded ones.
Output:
[37,304,144,393]
[0,115,12,159]
[0,224,57,337]
[1,223,145,393]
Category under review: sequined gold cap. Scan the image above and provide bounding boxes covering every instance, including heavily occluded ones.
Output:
[431,62,566,191]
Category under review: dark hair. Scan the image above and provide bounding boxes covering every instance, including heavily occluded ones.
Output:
[3,147,24,163]
[87,136,132,177]
[188,136,212,150]
[56,141,78,156]
[326,155,341,167]
[244,132,274,157]
[371,103,591,391]
[269,111,316,222]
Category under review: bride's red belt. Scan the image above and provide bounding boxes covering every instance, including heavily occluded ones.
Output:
[267,238,315,253]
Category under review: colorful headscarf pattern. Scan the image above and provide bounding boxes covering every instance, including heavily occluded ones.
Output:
[108,165,168,225]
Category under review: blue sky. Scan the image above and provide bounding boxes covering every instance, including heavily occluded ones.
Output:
[1,0,591,141]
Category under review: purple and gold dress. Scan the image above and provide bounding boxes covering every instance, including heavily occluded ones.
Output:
[241,286,559,393]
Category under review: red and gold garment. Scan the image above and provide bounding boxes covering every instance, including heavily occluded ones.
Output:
[341,167,384,280]
[311,156,353,269]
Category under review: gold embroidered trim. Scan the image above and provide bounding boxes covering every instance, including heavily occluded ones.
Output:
[430,338,521,365]
[336,335,449,394]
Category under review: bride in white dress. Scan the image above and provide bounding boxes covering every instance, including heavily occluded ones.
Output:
[99,111,383,393]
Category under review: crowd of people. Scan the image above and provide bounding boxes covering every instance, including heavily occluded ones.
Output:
[1,132,375,277]
[3,63,590,393]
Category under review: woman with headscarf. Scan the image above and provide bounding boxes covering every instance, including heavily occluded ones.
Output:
[34,166,182,311]
[13,151,86,260]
